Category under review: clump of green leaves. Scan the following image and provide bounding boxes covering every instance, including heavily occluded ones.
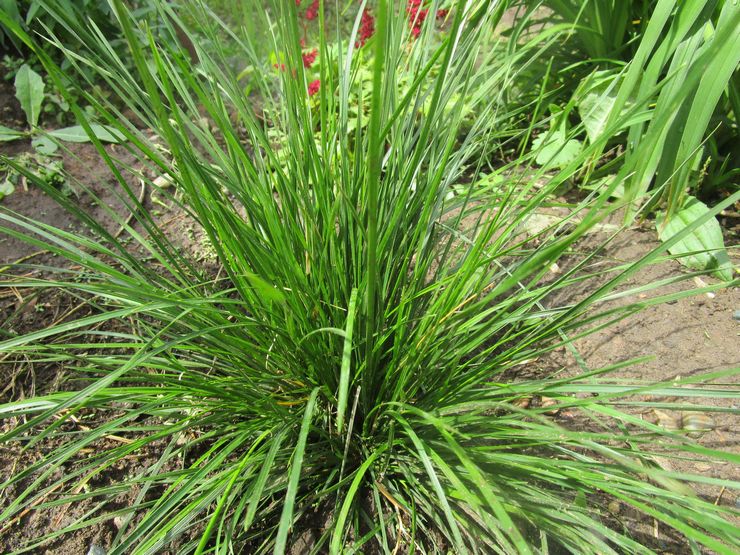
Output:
[0,150,65,202]
[518,0,739,279]
[0,1,738,554]
[0,0,121,59]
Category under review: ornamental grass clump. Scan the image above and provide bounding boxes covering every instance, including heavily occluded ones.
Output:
[0,1,738,553]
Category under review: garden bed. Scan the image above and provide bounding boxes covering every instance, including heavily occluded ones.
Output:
[2,71,738,550]
[1,1,739,551]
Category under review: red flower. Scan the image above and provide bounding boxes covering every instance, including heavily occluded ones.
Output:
[406,0,422,12]
[436,8,448,19]
[273,63,286,71]
[305,0,319,21]
[406,1,428,38]
[308,79,321,96]
[295,0,301,4]
[406,0,422,19]
[302,48,318,68]
[356,9,375,47]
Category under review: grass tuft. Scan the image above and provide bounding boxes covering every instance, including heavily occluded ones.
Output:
[0,0,738,553]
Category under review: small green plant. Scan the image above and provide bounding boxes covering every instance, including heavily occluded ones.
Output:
[0,64,123,155]
[1,53,30,80]
[0,63,123,202]
[0,1,738,553]
[529,104,583,168]
[0,169,13,201]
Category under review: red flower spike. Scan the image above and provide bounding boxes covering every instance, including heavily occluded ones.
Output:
[356,9,375,48]
[305,0,319,21]
[308,79,321,96]
[302,48,318,68]
[436,9,448,19]
[406,1,428,38]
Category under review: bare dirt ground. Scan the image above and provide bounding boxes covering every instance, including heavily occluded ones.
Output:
[1,73,739,553]
[542,220,739,551]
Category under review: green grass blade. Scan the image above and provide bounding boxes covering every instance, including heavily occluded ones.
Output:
[274,388,320,554]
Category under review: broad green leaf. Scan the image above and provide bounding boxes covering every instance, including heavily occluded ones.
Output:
[236,64,255,81]
[31,136,59,155]
[47,124,126,143]
[532,131,582,169]
[0,125,23,142]
[532,104,583,168]
[244,273,286,304]
[0,178,14,200]
[14,64,45,128]
[576,70,621,144]
[657,196,733,281]
[518,213,562,236]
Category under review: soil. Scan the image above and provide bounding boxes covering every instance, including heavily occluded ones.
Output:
[540,216,740,550]
[1,74,739,554]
